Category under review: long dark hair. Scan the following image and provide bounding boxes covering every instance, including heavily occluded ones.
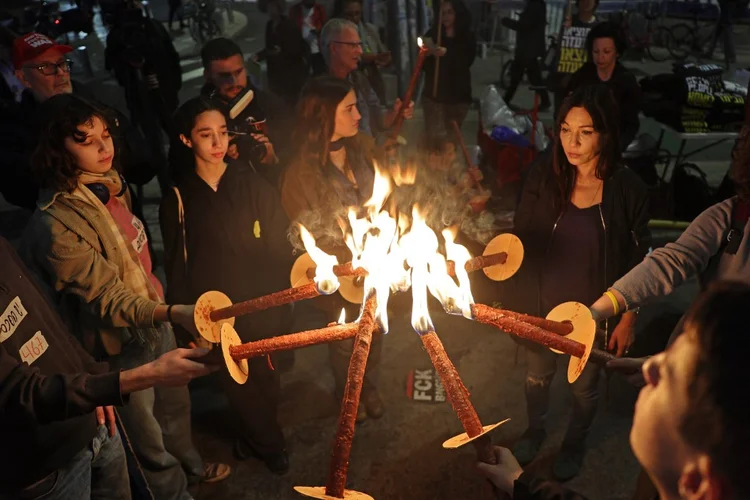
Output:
[293,76,355,167]
[552,85,622,211]
[32,94,117,193]
[432,0,472,38]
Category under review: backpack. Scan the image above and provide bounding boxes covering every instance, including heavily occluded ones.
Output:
[671,162,715,221]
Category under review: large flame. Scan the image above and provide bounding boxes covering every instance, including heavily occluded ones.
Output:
[443,228,475,318]
[299,224,340,295]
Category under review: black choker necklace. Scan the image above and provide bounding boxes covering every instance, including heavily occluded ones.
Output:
[329,139,345,152]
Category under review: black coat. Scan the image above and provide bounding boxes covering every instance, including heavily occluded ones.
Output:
[422,27,477,104]
[505,154,651,337]
[567,62,643,150]
[501,0,547,62]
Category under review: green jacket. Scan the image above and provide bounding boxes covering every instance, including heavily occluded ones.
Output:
[20,186,159,356]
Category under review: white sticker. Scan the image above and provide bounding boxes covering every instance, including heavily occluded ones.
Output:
[0,296,28,343]
[131,216,147,254]
[19,331,49,365]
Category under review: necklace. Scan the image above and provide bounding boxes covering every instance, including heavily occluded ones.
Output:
[589,180,603,205]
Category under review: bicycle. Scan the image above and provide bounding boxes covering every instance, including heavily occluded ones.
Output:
[666,2,720,62]
[185,0,221,44]
[499,35,558,90]
[614,0,672,62]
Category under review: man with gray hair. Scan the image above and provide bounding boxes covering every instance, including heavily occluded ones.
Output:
[321,18,413,136]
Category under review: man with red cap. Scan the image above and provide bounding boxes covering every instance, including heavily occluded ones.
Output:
[12,32,74,102]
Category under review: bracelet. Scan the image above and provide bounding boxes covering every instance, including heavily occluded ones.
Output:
[166,305,174,323]
[604,291,620,316]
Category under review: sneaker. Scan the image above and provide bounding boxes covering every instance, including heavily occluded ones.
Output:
[362,390,384,419]
[553,445,585,481]
[190,462,231,484]
[511,428,546,466]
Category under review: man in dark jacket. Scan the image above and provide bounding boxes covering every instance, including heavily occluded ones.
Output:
[0,32,157,213]
[501,0,550,111]
[105,2,182,193]
[478,283,750,500]
[0,236,217,499]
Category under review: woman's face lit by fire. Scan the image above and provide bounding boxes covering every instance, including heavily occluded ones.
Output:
[332,90,361,141]
[180,110,229,166]
[65,115,115,175]
[559,106,601,170]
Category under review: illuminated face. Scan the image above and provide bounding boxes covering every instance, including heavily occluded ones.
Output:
[631,333,697,496]
[333,90,361,140]
[592,37,618,74]
[559,106,601,168]
[65,116,115,175]
[205,54,247,101]
[329,27,363,74]
[441,2,456,30]
[180,110,229,165]
[16,48,73,102]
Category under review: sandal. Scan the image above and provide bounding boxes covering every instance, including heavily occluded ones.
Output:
[202,462,231,484]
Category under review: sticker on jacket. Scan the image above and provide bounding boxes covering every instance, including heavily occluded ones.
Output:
[254,220,261,239]
[132,217,148,254]
[0,296,28,343]
[19,331,48,365]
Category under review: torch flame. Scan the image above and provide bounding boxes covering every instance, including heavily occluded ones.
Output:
[338,308,346,324]
[443,228,475,318]
[390,161,417,187]
[418,37,423,48]
[299,224,340,295]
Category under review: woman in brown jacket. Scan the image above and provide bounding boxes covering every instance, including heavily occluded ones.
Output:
[279,75,384,422]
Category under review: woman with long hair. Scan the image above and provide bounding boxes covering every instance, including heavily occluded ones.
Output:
[506,84,651,481]
[422,0,476,137]
[279,75,384,422]
[20,94,230,500]
[161,97,294,474]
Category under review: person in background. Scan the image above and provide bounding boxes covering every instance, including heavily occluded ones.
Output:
[506,85,650,481]
[20,94,230,500]
[0,234,217,500]
[566,22,641,150]
[334,0,391,105]
[162,97,294,475]
[0,26,23,103]
[256,0,310,107]
[707,0,738,69]
[280,76,385,423]
[290,0,328,75]
[320,18,413,138]
[169,0,186,30]
[549,0,600,118]
[422,0,477,137]
[501,0,551,111]
[105,1,182,193]
[478,282,750,500]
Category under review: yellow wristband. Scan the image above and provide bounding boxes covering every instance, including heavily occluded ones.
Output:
[604,291,620,316]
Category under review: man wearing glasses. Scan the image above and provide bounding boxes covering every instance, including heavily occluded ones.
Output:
[13,32,74,102]
[321,18,413,137]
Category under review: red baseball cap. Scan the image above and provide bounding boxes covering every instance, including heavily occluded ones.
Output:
[12,32,73,70]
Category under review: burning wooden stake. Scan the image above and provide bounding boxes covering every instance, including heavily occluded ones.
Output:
[420,330,508,464]
[471,302,616,383]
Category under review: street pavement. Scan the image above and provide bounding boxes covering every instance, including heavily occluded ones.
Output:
[1,4,748,498]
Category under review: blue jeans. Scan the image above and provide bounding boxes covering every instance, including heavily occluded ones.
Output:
[524,340,602,448]
[109,328,202,500]
[13,425,130,500]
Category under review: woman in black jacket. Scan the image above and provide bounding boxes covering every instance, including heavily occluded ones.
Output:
[160,97,295,475]
[506,85,651,481]
[566,22,642,150]
[422,0,476,138]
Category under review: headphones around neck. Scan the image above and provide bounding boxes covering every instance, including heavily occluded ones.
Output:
[84,174,128,205]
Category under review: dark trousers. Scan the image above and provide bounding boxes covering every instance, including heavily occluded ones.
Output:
[422,96,471,140]
[709,0,736,66]
[504,58,550,107]
[219,355,286,455]
[524,339,602,448]
[169,0,184,28]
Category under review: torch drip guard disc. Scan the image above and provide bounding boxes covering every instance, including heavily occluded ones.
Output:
[482,234,524,281]
[290,252,316,288]
[546,302,596,383]
[221,323,249,384]
[294,486,374,500]
[338,275,365,304]
[442,418,511,449]
[194,291,235,343]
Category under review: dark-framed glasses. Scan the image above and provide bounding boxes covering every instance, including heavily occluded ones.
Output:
[24,59,74,76]
[330,40,363,48]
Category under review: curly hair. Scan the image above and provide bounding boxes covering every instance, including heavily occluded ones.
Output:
[32,94,117,193]
[552,85,622,211]
[585,21,627,60]
[293,76,356,167]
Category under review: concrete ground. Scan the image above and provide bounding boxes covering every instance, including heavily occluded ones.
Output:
[2,2,748,499]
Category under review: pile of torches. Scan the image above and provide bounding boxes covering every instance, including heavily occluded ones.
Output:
[192,163,617,500]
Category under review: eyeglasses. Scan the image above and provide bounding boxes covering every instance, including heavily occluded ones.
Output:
[23,59,73,76]
[330,41,363,48]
